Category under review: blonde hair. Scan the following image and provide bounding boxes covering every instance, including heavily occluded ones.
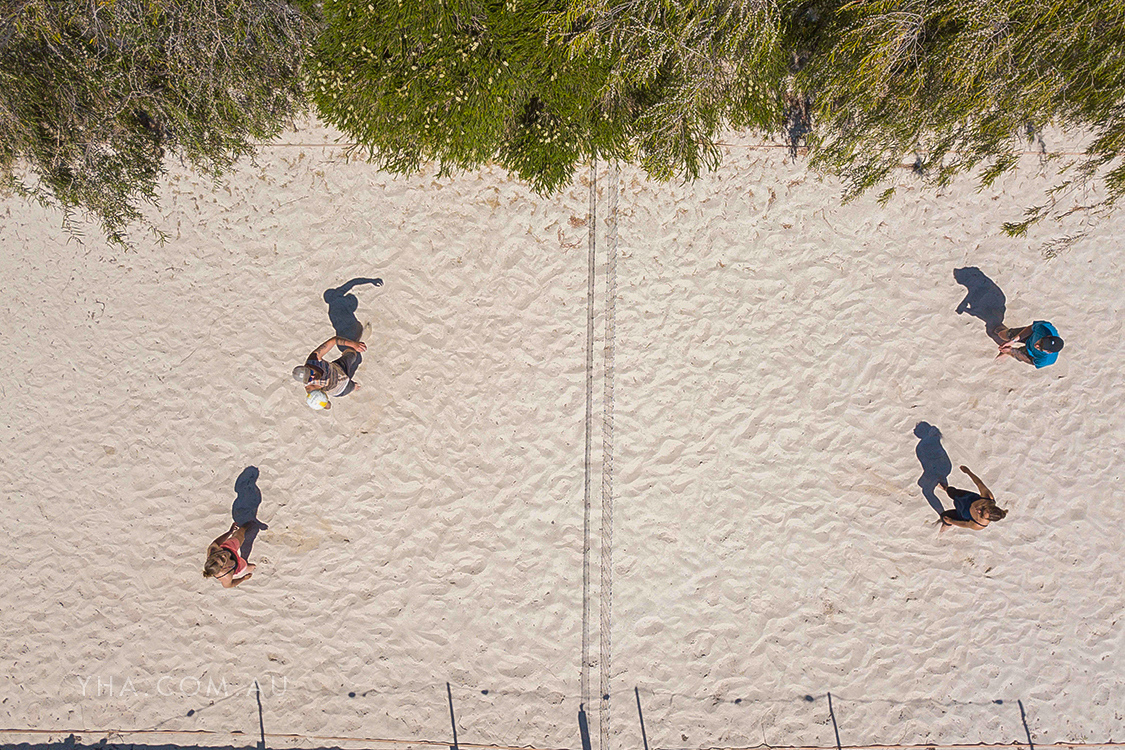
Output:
[203,549,234,578]
[980,498,1008,522]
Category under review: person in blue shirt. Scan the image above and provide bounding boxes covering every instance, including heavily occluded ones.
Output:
[995,321,1063,368]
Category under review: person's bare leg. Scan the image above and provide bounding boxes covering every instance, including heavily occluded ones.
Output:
[997,325,1028,357]
[997,324,1033,345]
[994,324,1015,342]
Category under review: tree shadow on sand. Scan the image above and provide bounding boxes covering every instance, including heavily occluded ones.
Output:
[914,422,951,515]
[232,466,267,559]
[954,267,1006,344]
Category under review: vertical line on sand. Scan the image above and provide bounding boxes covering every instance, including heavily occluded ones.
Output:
[599,160,619,750]
[581,158,598,713]
[827,692,842,750]
[1019,699,1036,750]
[635,687,650,750]
[254,680,266,750]
[447,683,460,750]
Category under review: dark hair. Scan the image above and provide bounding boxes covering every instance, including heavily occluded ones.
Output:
[1039,335,1064,353]
[980,499,1008,522]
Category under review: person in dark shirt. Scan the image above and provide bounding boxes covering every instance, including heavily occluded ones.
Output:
[291,335,367,410]
[939,465,1008,532]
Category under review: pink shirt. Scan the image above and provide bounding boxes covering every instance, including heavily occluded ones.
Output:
[219,538,248,576]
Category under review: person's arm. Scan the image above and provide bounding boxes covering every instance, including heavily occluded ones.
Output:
[1010,348,1034,365]
[312,338,338,359]
[336,337,367,353]
[998,325,1034,350]
[209,522,247,549]
[313,336,368,358]
[959,465,994,499]
[208,525,236,549]
[225,572,253,587]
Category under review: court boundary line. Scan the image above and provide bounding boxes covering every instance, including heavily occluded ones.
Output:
[581,158,598,717]
[4,728,1123,750]
[598,159,619,750]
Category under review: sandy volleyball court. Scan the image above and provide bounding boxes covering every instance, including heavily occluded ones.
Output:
[1,122,1123,750]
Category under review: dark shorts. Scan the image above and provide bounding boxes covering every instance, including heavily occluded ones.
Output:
[335,350,360,378]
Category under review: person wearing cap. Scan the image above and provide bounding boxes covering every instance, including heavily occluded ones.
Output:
[292,335,367,410]
[995,321,1063,368]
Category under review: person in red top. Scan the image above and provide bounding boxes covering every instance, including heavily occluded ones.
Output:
[204,522,257,587]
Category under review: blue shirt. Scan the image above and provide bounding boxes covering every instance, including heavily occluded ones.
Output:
[1025,321,1059,369]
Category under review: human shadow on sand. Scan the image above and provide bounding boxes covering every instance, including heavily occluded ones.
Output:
[954,267,1006,343]
[914,422,951,515]
[232,466,267,559]
[324,277,383,341]
[324,277,383,397]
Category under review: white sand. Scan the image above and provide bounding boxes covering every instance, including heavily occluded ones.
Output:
[1,123,1123,750]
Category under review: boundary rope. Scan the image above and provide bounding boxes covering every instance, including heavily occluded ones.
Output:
[581,158,597,713]
[598,159,619,750]
[4,728,1124,750]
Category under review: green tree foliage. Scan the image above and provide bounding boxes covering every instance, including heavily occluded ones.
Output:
[309,0,630,192]
[317,0,1125,224]
[791,0,1125,228]
[312,0,794,188]
[556,0,789,181]
[7,0,1122,238]
[0,0,318,245]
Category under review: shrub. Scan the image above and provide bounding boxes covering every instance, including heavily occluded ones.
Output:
[556,0,789,181]
[0,0,319,245]
[309,0,629,193]
[793,0,1125,229]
